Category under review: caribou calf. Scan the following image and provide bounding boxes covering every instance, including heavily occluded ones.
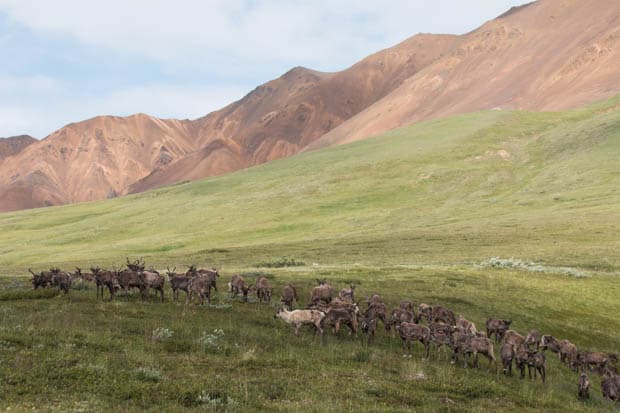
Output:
[578,373,590,400]
[396,322,430,358]
[486,318,512,342]
[464,336,496,369]
[166,268,190,301]
[525,329,541,349]
[515,344,529,379]
[256,276,272,304]
[527,350,546,383]
[500,342,515,376]
[230,274,252,302]
[280,284,298,310]
[322,306,358,337]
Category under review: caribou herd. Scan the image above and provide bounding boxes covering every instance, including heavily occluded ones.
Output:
[26,261,619,402]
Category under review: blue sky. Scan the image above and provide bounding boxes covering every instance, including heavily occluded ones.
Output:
[0,0,526,138]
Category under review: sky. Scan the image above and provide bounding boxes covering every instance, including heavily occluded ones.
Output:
[0,0,526,138]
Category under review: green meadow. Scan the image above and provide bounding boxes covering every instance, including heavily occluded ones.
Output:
[0,96,618,411]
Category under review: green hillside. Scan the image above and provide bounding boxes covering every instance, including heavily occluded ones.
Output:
[0,98,619,411]
[1,96,618,272]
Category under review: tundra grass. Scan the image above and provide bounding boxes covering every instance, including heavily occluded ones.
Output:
[0,97,619,411]
[0,266,618,412]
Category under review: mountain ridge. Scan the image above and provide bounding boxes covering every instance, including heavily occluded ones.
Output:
[1,0,619,212]
[306,0,620,149]
[0,135,37,161]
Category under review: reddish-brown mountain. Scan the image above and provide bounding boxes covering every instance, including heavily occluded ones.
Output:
[0,33,456,210]
[1,0,619,212]
[0,135,36,161]
[307,0,620,149]
[0,115,196,211]
[129,34,458,193]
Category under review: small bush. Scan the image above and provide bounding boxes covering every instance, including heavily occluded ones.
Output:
[241,348,257,362]
[264,384,285,400]
[152,327,174,341]
[196,391,239,409]
[254,257,305,268]
[180,391,201,408]
[365,388,387,398]
[353,350,372,363]
[0,339,18,351]
[134,367,164,382]
[198,329,225,353]
[480,257,589,278]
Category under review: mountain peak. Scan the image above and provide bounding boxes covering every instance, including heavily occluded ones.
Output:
[0,135,37,161]
[1,0,619,212]
[497,1,536,19]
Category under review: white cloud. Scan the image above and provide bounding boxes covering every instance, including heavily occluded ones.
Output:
[0,75,68,137]
[87,84,249,120]
[0,0,526,71]
[0,74,64,96]
[0,106,33,136]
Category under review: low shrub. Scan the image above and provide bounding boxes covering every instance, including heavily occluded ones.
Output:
[254,257,305,268]
[134,367,164,383]
[480,257,589,278]
[196,391,239,409]
[198,329,225,353]
[152,327,174,341]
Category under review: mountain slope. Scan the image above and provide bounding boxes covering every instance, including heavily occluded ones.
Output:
[2,0,620,212]
[307,0,620,149]
[1,96,618,270]
[130,34,459,193]
[0,115,196,211]
[0,135,36,161]
[0,34,456,211]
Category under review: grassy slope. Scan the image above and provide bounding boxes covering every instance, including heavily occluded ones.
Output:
[1,97,619,271]
[0,97,619,412]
